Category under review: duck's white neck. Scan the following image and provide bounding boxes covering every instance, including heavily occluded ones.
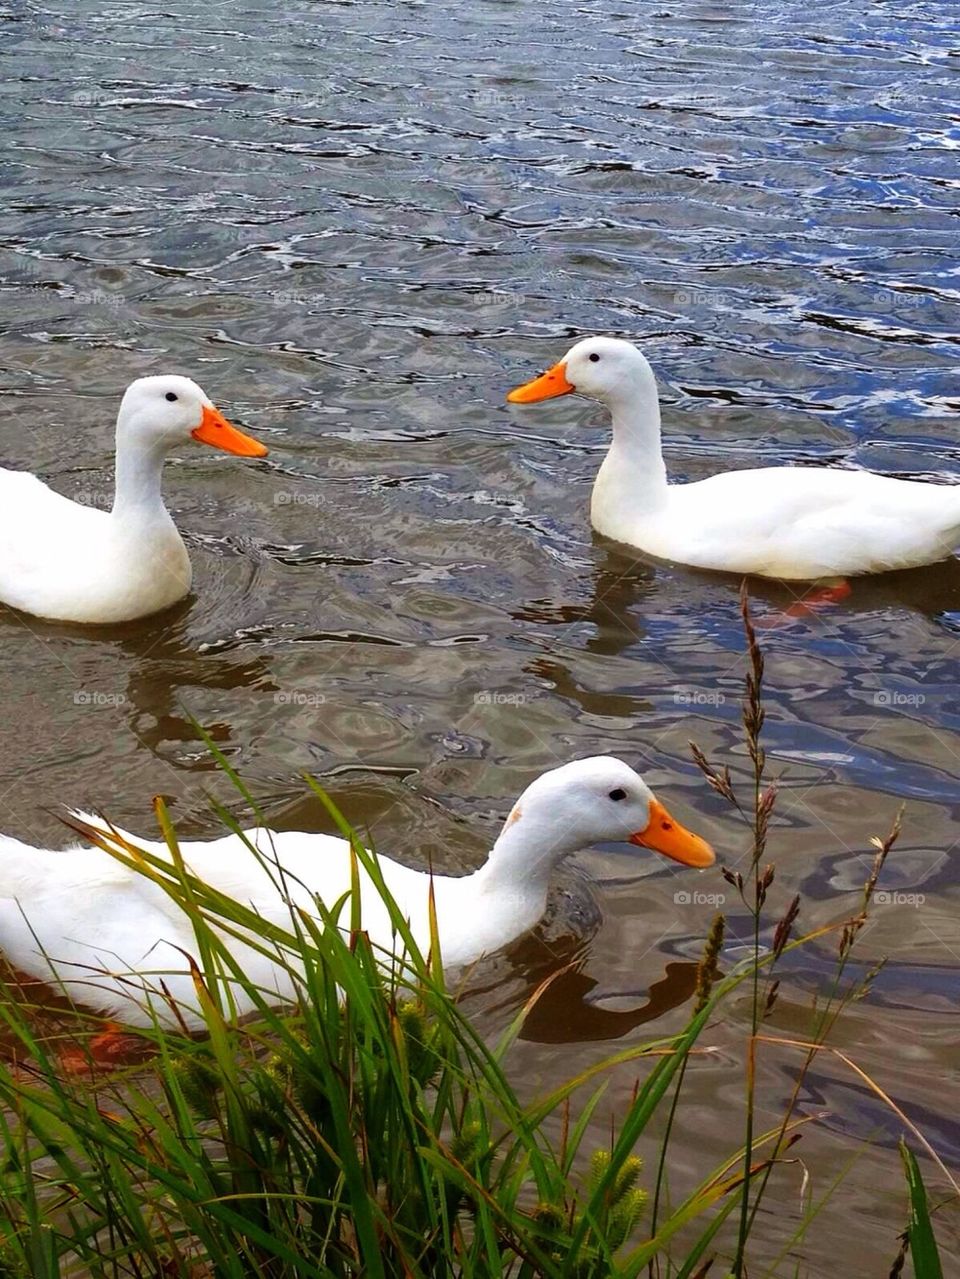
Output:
[111,432,171,524]
[468,810,578,925]
[591,376,670,529]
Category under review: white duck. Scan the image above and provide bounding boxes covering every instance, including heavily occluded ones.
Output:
[0,376,268,624]
[0,757,714,1032]
[508,337,960,580]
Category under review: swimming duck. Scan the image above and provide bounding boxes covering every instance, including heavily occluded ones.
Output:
[0,757,714,1030]
[508,337,960,580]
[0,376,267,624]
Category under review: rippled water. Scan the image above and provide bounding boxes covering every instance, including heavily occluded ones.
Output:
[1,1,959,1270]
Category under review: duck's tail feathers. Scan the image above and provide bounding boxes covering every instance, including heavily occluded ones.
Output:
[64,810,169,861]
[64,809,120,844]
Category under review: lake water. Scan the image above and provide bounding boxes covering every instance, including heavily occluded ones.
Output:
[1,0,958,1271]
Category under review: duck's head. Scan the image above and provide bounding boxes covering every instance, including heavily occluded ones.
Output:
[501,756,715,870]
[116,375,268,457]
[507,336,655,407]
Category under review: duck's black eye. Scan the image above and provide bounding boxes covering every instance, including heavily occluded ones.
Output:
[608,788,626,801]
[589,352,600,362]
[165,391,178,402]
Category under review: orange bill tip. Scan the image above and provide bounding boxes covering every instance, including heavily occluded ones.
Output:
[629,798,716,869]
[191,404,268,458]
[507,360,576,404]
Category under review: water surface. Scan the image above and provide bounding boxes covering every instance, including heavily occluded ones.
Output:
[1,1,959,1270]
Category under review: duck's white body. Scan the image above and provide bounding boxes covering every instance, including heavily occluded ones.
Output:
[0,376,267,624]
[0,470,193,624]
[0,758,714,1030]
[509,338,960,580]
[594,460,960,580]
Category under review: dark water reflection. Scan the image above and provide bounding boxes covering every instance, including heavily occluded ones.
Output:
[1,0,959,1269]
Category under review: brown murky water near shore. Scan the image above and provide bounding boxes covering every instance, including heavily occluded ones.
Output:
[1,1,959,1270]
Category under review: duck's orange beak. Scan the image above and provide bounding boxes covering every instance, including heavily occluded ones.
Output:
[191,404,268,457]
[507,360,576,403]
[629,798,715,869]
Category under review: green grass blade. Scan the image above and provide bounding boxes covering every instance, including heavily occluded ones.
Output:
[900,1141,943,1279]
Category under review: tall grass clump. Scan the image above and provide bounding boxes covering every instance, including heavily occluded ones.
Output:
[0,588,953,1277]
